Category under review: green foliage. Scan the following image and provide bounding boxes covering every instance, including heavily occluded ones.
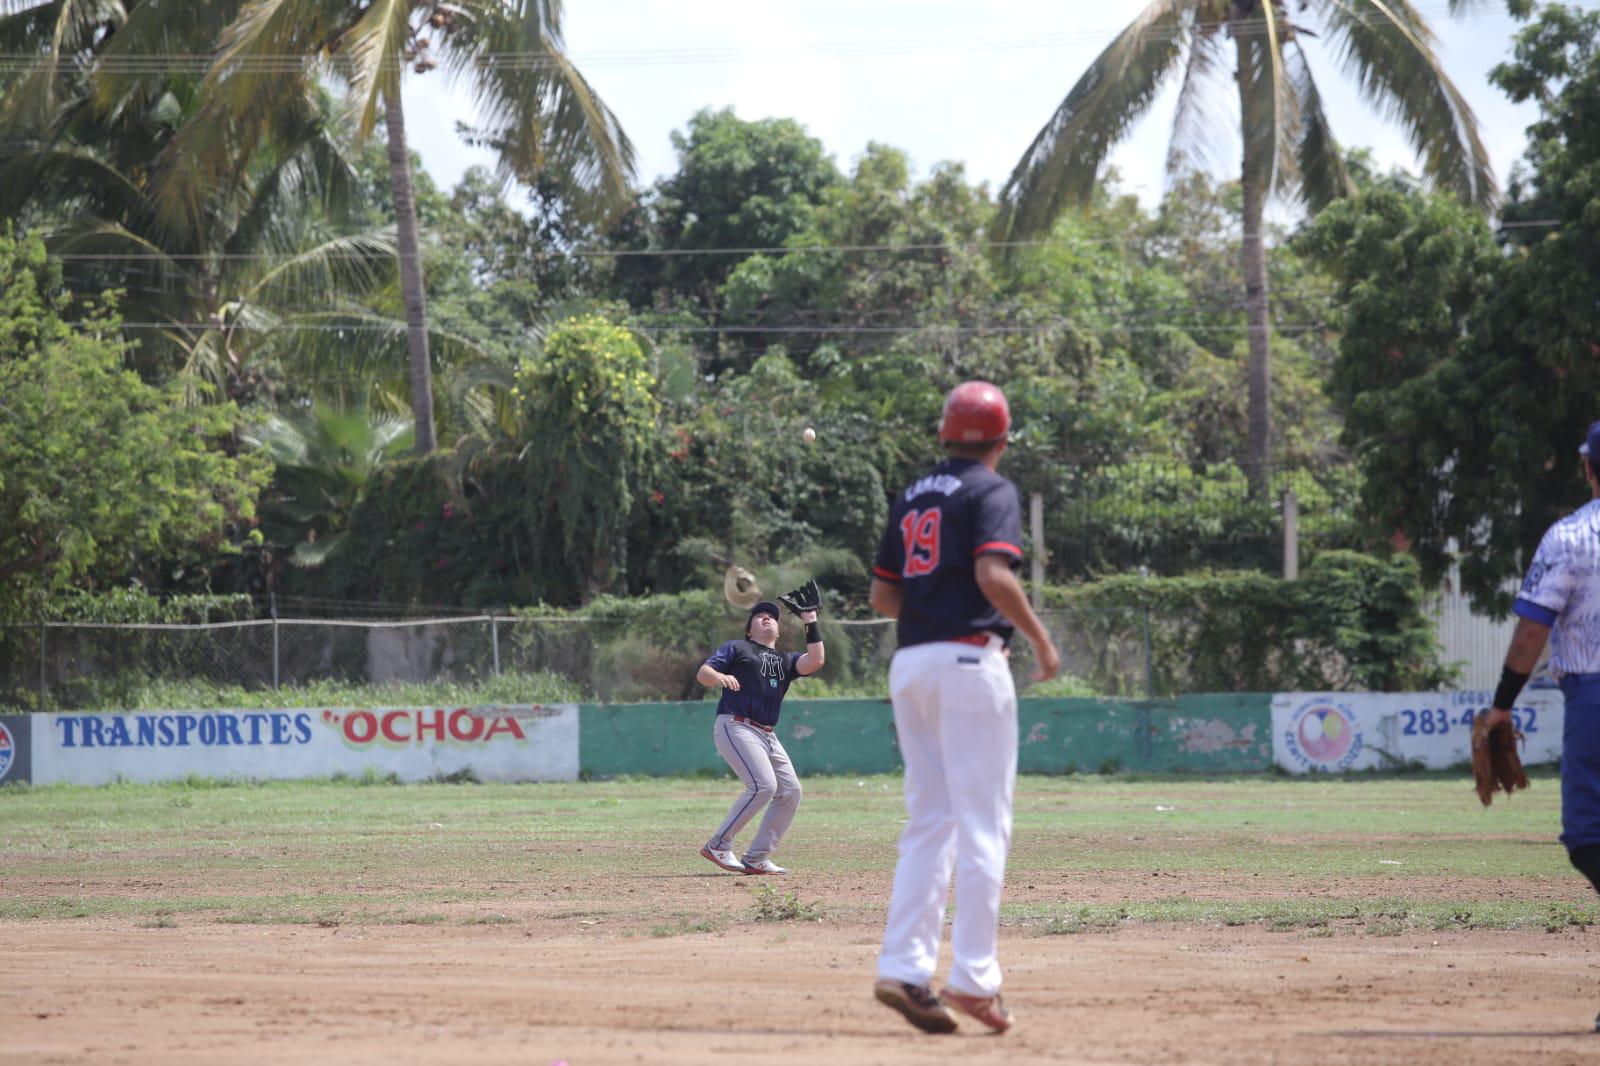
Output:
[36,588,254,624]
[1047,552,1454,694]
[1298,5,1600,610]
[514,314,660,595]
[245,403,414,568]
[747,883,824,922]
[612,107,840,316]
[0,232,270,618]
[68,671,584,713]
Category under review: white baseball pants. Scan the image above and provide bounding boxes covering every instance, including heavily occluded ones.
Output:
[708,715,802,863]
[877,636,1017,998]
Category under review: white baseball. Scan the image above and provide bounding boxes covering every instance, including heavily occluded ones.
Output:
[802,427,817,443]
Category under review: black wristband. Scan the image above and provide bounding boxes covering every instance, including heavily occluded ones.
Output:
[804,621,822,644]
[1493,666,1530,711]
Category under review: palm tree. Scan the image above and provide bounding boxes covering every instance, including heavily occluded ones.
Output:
[243,402,414,567]
[101,0,635,455]
[996,0,1495,494]
[0,71,403,402]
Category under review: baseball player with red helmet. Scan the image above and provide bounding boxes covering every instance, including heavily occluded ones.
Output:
[868,380,1060,1034]
[697,583,825,875]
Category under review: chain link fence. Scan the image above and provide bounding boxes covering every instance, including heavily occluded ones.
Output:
[0,607,1156,712]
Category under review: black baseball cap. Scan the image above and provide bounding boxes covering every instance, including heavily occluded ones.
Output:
[745,600,780,637]
[1580,420,1600,459]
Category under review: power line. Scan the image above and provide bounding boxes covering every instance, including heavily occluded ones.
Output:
[0,4,1470,75]
[97,319,1334,336]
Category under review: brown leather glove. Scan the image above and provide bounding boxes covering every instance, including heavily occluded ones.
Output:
[1472,711,1530,806]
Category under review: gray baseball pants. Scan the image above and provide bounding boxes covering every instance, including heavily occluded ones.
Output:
[707,715,802,862]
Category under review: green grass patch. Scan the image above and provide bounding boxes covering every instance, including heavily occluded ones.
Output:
[1,773,1588,934]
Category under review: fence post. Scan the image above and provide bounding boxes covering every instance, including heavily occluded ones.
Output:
[490,613,501,677]
[1029,491,1046,610]
[269,590,280,691]
[38,620,47,710]
[1281,488,1299,580]
[1141,606,1154,700]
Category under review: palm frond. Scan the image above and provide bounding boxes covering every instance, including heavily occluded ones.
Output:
[244,228,398,306]
[89,0,241,119]
[338,0,410,138]
[439,0,635,214]
[996,0,1190,240]
[0,139,145,218]
[255,307,488,389]
[446,358,520,441]
[1318,0,1496,206]
[0,0,113,131]
[1285,40,1352,210]
[1165,22,1228,179]
[1235,3,1299,198]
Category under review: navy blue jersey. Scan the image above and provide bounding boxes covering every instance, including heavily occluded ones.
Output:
[705,640,806,727]
[872,458,1025,648]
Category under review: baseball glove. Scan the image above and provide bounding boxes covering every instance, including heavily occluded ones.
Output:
[1471,712,1530,806]
[778,578,822,617]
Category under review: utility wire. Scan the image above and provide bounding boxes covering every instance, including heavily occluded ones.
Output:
[0,3,1469,74]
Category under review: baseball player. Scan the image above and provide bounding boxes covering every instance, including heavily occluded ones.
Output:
[697,584,824,875]
[1487,419,1600,1027]
[867,380,1061,1035]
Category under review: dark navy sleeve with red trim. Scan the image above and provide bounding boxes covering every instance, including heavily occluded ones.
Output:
[873,512,904,584]
[971,481,1024,568]
[874,458,1023,649]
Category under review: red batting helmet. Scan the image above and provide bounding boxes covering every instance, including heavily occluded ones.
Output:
[938,381,1010,445]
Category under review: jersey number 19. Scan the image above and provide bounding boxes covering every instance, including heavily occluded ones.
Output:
[899,507,942,577]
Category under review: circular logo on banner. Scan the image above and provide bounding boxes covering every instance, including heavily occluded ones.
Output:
[1284,699,1363,771]
[0,721,13,782]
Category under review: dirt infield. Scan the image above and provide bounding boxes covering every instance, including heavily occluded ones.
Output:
[6,908,1600,1064]
[5,775,1599,1062]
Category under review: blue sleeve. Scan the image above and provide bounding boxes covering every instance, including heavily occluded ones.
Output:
[1513,598,1559,626]
[873,505,903,583]
[705,641,736,671]
[972,482,1024,566]
[786,651,805,679]
[1517,526,1572,618]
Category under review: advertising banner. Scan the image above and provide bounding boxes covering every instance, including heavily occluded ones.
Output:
[0,714,29,785]
[29,705,579,786]
[1271,689,1564,773]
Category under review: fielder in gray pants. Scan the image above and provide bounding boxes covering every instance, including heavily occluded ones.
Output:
[697,593,825,875]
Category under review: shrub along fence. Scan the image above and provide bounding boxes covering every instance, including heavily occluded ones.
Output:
[1,550,1449,712]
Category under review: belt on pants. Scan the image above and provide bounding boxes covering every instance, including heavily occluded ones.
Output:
[946,633,996,647]
[731,715,774,733]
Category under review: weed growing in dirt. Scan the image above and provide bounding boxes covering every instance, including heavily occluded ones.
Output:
[649,915,727,937]
[748,884,824,922]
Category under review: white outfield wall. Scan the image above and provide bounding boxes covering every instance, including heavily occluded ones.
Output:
[29,705,579,786]
[1272,689,1564,773]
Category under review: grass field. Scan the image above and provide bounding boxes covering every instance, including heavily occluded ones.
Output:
[1,770,1591,930]
[5,771,1600,1064]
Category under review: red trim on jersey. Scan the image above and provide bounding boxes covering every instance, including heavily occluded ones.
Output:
[871,565,901,583]
[973,541,1023,558]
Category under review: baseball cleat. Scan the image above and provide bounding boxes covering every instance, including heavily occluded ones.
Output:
[873,979,958,1034]
[699,844,745,873]
[741,857,787,875]
[939,989,1013,1033]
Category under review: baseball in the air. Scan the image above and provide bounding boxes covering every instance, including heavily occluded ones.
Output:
[802,427,817,443]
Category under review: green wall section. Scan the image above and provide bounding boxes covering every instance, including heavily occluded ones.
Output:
[577,695,1273,779]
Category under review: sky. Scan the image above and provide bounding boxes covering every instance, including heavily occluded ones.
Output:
[401,2,1561,214]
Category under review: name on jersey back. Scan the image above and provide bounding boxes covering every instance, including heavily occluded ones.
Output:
[903,474,964,501]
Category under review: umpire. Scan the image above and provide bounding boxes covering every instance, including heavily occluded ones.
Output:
[1489,419,1600,1007]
